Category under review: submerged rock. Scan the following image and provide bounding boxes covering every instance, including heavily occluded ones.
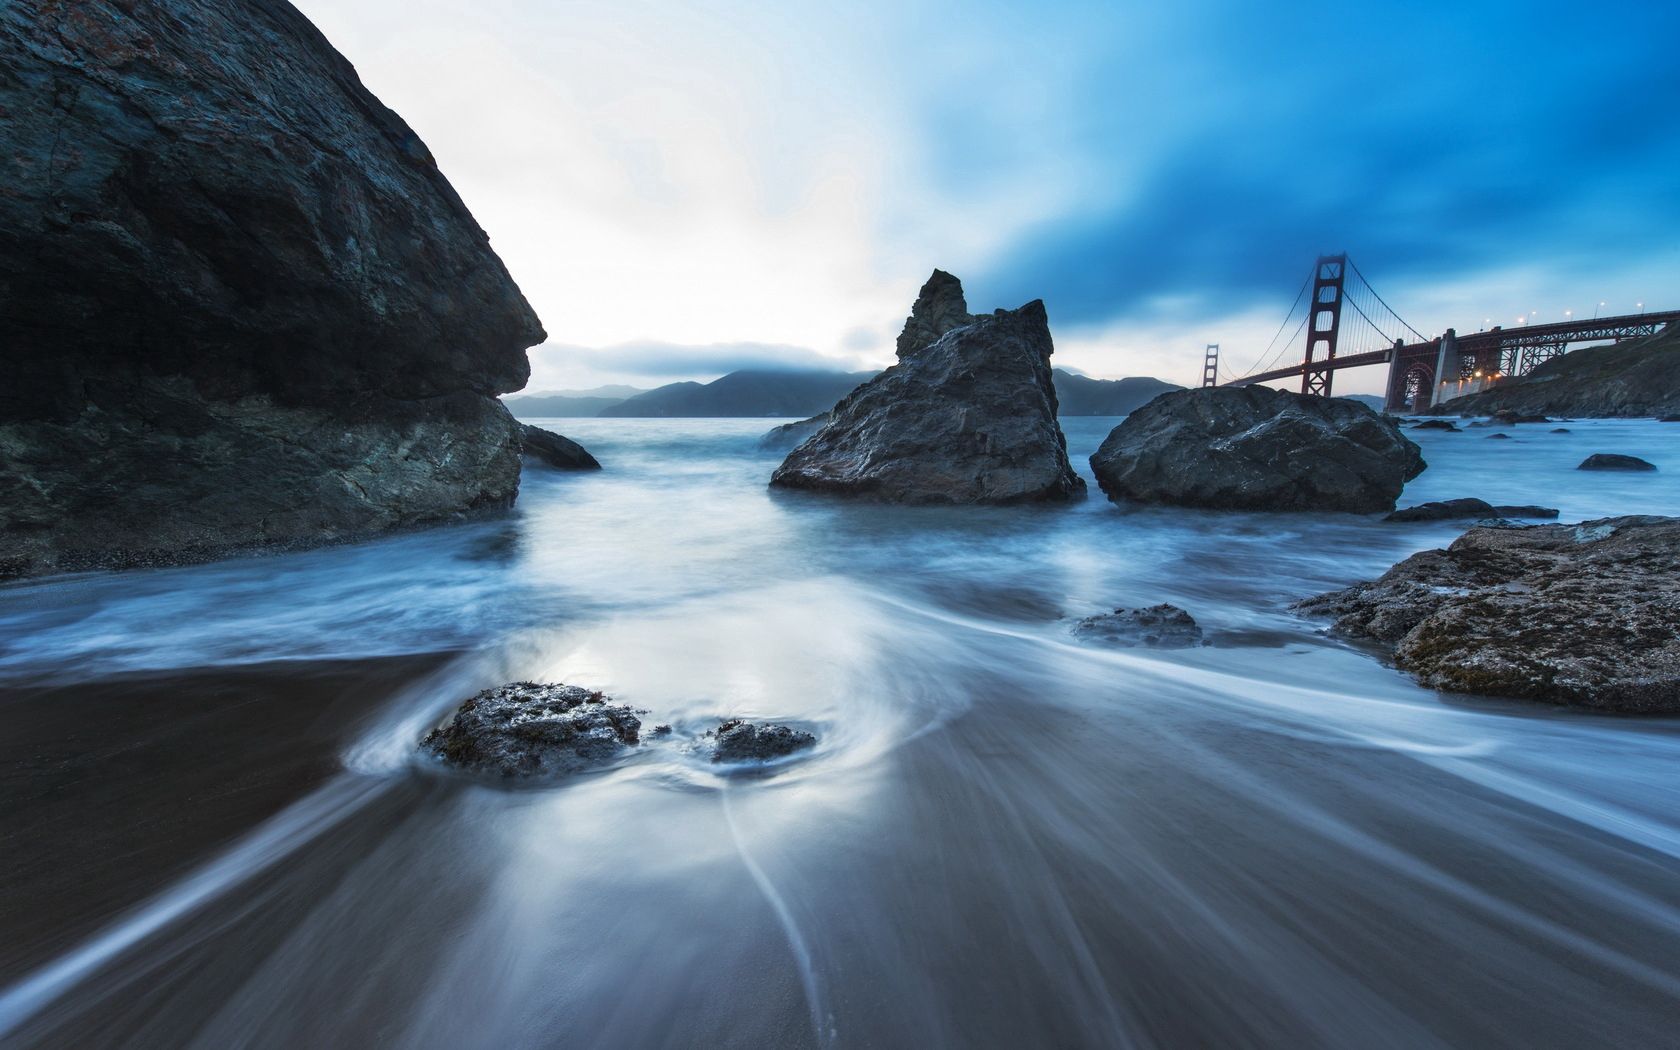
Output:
[421,683,642,778]
[1551,428,1572,434]
[519,424,601,471]
[1578,454,1657,472]
[759,414,830,451]
[1385,499,1558,523]
[1089,386,1425,514]
[770,273,1083,504]
[1487,432,1511,440]
[710,720,817,763]
[1412,420,1459,431]
[0,0,544,579]
[1072,604,1205,648]
[1295,517,1680,713]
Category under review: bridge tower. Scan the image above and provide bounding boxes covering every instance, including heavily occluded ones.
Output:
[1301,254,1346,396]
[1201,344,1219,387]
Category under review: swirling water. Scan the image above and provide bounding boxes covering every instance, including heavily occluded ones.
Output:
[2,416,1679,1048]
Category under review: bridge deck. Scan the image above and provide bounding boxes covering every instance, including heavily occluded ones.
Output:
[1227,310,1680,388]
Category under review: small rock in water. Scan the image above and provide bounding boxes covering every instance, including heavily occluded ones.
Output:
[759,414,829,451]
[1412,419,1459,431]
[1578,453,1657,472]
[520,424,602,470]
[1072,604,1205,648]
[1551,428,1571,434]
[1385,499,1558,523]
[421,683,641,778]
[1487,432,1511,440]
[710,720,817,763]
[1491,409,1551,425]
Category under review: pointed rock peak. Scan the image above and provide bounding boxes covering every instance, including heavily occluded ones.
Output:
[896,269,975,360]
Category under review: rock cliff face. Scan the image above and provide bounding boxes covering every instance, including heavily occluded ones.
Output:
[1437,326,1680,418]
[770,273,1083,504]
[0,0,545,577]
[1090,387,1424,514]
[1296,517,1680,713]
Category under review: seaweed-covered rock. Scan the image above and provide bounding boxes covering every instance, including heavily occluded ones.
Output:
[421,683,641,778]
[1071,604,1205,648]
[710,720,817,763]
[1089,386,1424,514]
[520,424,601,470]
[1295,517,1680,712]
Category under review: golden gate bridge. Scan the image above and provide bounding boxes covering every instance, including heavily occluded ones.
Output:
[1205,254,1679,411]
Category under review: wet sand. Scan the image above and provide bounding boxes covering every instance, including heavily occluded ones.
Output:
[0,654,454,982]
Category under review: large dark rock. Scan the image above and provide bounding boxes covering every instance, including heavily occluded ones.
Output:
[1089,387,1425,514]
[710,720,817,763]
[1071,604,1205,648]
[770,273,1084,504]
[0,0,544,578]
[1296,517,1680,713]
[519,424,600,471]
[1578,453,1657,472]
[421,683,642,778]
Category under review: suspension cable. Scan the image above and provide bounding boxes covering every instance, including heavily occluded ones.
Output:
[1347,256,1426,341]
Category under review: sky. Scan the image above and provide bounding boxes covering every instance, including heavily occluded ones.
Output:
[298,0,1680,396]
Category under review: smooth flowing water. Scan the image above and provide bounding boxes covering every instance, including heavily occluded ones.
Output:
[2,416,1678,1048]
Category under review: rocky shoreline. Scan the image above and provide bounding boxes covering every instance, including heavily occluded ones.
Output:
[1296,516,1680,713]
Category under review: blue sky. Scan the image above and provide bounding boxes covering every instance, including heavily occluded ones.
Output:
[300,0,1680,394]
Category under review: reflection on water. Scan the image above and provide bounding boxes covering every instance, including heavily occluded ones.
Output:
[2,417,1679,1048]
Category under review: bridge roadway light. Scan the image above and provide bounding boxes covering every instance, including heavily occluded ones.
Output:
[1596,301,1606,318]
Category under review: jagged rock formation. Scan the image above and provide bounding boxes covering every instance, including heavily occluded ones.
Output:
[1296,517,1680,713]
[1090,387,1425,514]
[0,0,544,577]
[421,683,642,778]
[770,272,1083,504]
[1071,604,1205,648]
[894,270,974,359]
[520,424,600,471]
[1438,326,1680,418]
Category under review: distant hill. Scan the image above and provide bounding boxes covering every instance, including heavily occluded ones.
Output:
[502,394,629,417]
[1336,394,1388,413]
[1052,371,1182,415]
[596,369,876,418]
[507,366,1184,419]
[1434,327,1680,418]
